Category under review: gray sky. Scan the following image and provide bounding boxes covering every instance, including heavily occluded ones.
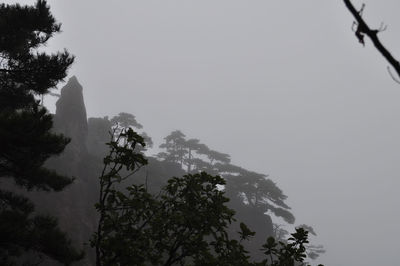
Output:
[7,0,400,265]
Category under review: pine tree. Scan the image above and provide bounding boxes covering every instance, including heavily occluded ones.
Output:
[0,0,83,264]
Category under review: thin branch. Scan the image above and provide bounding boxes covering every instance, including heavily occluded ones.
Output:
[387,66,400,84]
[120,166,143,181]
[343,0,400,81]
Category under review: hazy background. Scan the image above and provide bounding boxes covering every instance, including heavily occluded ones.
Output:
[6,0,400,265]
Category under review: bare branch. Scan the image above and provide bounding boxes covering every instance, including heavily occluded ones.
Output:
[343,0,400,82]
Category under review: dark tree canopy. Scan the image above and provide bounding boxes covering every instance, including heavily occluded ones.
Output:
[0,0,74,190]
[0,0,83,264]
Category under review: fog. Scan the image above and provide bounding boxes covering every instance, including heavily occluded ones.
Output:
[6,0,400,265]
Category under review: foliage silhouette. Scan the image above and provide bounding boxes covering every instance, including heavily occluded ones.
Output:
[157,130,294,225]
[92,127,148,266]
[259,227,323,266]
[0,0,83,264]
[93,128,323,266]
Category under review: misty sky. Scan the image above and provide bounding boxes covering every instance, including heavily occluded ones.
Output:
[6,0,400,265]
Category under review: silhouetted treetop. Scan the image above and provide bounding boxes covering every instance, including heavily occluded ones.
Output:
[0,0,74,105]
[111,112,143,129]
[157,130,294,225]
[0,0,74,191]
[0,0,82,264]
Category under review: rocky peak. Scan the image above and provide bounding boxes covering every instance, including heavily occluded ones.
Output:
[54,76,88,156]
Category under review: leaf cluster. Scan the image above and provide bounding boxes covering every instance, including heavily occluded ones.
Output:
[259,228,323,266]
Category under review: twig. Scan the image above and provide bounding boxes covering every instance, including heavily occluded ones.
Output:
[343,0,400,83]
[387,66,400,84]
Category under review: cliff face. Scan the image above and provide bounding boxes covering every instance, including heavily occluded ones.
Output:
[53,76,88,171]
[55,76,88,141]
[87,117,112,159]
